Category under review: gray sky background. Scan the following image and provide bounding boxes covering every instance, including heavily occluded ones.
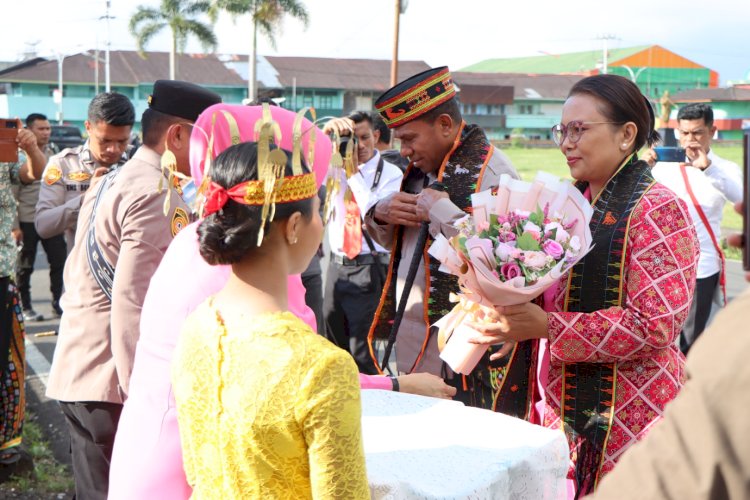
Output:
[3,0,748,85]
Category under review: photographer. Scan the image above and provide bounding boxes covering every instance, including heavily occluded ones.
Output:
[14,113,67,321]
[647,103,743,354]
[321,111,404,374]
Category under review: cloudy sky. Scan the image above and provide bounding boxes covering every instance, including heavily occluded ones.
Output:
[3,0,748,84]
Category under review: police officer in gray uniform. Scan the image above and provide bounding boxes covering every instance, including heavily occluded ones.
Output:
[35,93,135,254]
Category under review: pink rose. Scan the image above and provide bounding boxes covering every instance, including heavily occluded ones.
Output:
[500,262,522,281]
[477,221,490,232]
[523,250,550,270]
[542,239,564,260]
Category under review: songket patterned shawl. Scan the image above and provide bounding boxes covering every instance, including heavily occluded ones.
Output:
[562,154,655,497]
[0,280,25,451]
[368,123,537,413]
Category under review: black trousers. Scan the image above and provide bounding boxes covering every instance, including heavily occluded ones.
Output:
[16,221,66,309]
[323,256,388,375]
[302,270,325,335]
[680,272,720,355]
[59,401,122,500]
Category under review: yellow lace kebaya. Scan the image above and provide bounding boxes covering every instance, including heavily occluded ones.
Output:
[172,303,369,499]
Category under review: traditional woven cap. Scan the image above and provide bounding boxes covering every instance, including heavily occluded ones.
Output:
[147,80,222,122]
[375,66,456,128]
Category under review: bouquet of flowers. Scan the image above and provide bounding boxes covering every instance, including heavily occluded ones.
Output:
[428,172,594,374]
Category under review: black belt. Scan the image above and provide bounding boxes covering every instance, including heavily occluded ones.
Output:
[331,253,389,266]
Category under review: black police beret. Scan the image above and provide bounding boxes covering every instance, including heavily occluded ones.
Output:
[147,80,222,122]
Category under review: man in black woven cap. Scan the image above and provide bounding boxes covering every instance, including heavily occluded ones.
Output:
[364,66,526,412]
[46,80,221,500]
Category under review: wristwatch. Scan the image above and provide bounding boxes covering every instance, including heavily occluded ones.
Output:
[389,375,400,392]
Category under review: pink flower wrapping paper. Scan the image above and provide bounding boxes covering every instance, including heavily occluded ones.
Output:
[429,172,594,374]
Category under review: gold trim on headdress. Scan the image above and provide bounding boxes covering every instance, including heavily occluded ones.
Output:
[321,122,357,224]
[200,104,322,247]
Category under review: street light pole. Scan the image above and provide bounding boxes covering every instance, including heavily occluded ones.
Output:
[56,53,65,124]
[597,34,617,75]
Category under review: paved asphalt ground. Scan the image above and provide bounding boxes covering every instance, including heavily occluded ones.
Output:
[18,244,750,480]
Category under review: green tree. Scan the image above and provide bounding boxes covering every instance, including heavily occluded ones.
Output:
[130,0,218,80]
[211,0,309,100]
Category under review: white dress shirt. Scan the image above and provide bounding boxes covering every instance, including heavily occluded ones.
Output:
[651,150,743,278]
[327,150,403,257]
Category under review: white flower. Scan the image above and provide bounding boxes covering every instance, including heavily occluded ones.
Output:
[523,221,542,233]
[568,235,581,255]
[495,242,515,262]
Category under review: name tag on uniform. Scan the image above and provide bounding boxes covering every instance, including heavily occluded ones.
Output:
[66,184,90,192]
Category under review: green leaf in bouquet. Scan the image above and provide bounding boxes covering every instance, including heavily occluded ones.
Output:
[528,205,545,227]
[516,232,541,251]
[458,236,468,255]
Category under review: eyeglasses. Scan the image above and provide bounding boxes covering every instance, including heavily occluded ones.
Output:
[551,121,622,146]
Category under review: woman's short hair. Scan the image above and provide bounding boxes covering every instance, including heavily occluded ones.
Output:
[568,74,660,151]
[198,142,313,266]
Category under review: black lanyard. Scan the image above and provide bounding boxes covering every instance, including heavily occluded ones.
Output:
[370,156,384,192]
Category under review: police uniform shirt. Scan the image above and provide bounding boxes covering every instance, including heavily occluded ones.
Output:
[46,145,190,403]
[35,141,129,251]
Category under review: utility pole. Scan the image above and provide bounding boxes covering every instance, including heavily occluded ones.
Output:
[390,0,400,87]
[597,34,618,75]
[104,0,112,92]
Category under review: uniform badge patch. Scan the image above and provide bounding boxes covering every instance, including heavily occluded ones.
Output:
[44,165,63,185]
[171,207,189,237]
[67,171,92,182]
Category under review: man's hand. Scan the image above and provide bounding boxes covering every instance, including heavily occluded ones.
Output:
[11,228,23,245]
[397,372,457,399]
[322,117,355,137]
[16,126,40,155]
[93,166,110,178]
[416,188,449,221]
[373,192,421,227]
[642,148,658,167]
[684,140,711,170]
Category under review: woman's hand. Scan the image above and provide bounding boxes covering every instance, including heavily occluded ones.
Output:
[467,302,549,360]
[397,372,457,399]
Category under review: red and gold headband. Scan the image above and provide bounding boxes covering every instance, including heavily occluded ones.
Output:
[202,172,317,216]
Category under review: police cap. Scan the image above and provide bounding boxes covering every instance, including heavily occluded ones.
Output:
[147,80,222,122]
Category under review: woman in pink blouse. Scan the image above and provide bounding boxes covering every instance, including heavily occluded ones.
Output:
[471,74,700,498]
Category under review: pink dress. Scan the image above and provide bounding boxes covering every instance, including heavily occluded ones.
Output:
[108,103,389,499]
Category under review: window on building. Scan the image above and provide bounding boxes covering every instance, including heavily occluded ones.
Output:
[318,94,334,109]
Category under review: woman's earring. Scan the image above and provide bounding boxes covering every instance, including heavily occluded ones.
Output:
[289,236,298,245]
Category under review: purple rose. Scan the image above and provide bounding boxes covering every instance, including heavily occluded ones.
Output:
[542,239,564,260]
[500,262,522,281]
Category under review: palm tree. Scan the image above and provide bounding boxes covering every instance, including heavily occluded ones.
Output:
[211,0,309,100]
[130,0,218,80]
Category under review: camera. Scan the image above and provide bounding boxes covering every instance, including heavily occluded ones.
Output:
[338,134,358,159]
[654,146,686,163]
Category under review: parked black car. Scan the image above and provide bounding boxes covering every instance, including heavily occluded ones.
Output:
[50,125,84,151]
